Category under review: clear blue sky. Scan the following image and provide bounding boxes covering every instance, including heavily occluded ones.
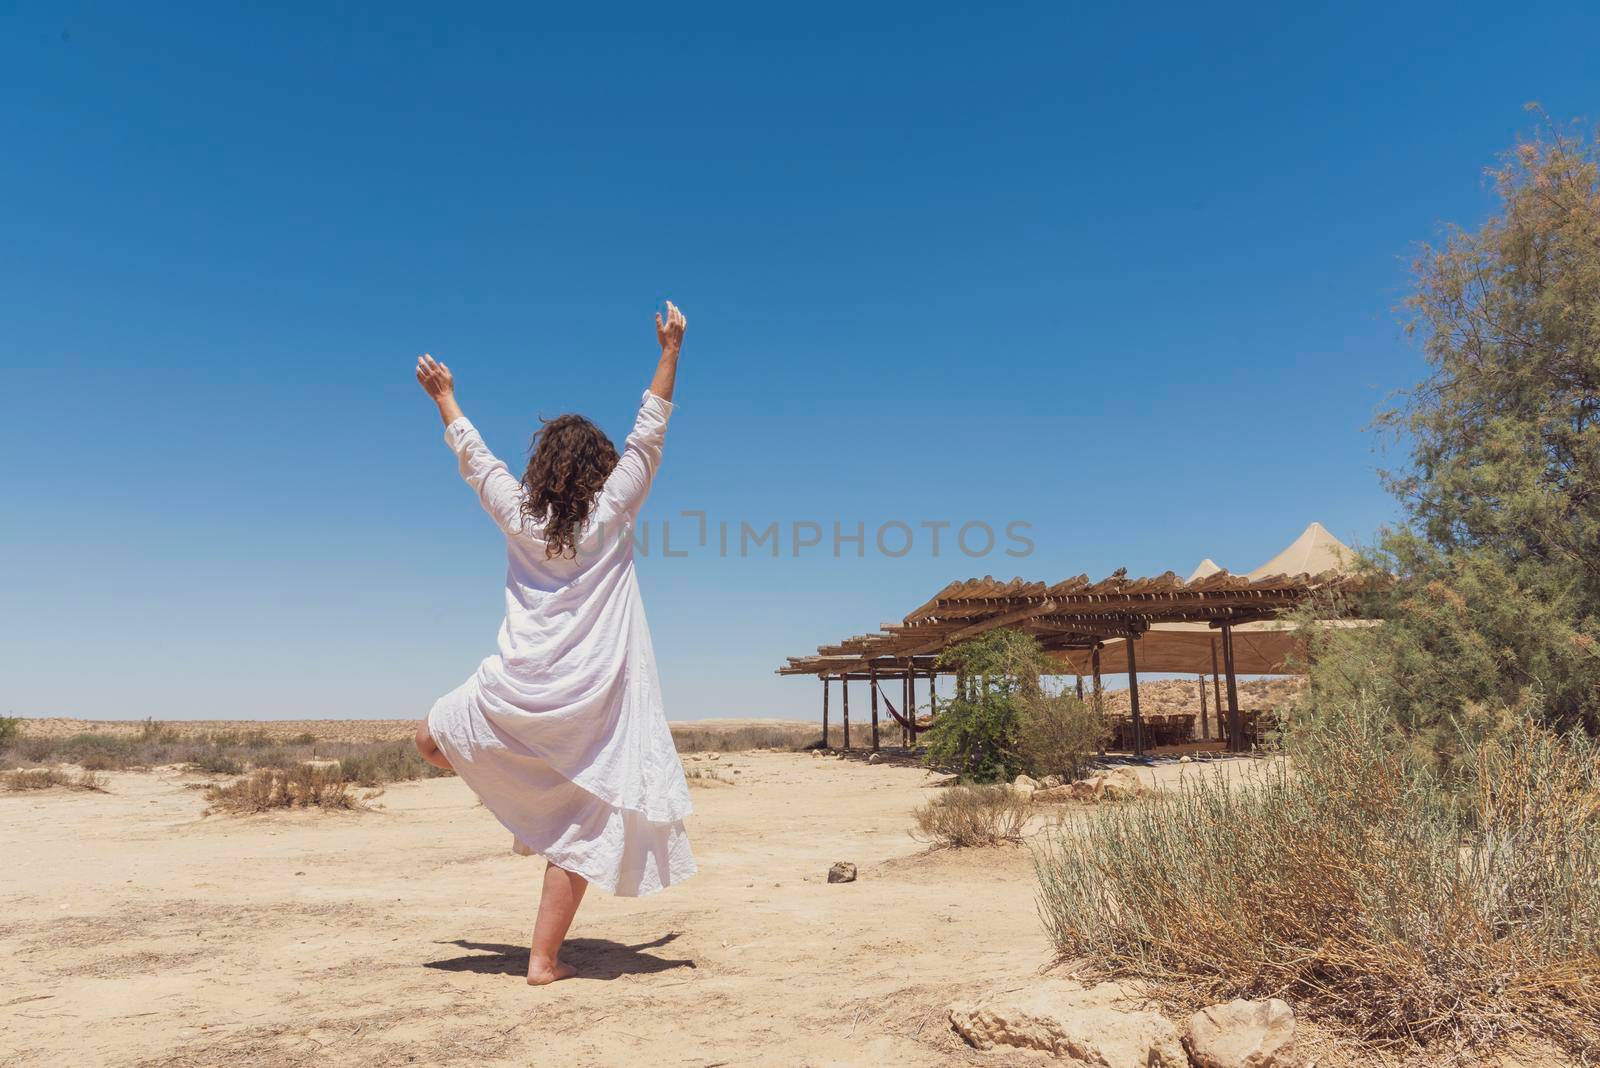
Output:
[3,4,1596,721]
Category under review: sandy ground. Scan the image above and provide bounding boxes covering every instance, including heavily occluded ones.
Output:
[8,750,1240,1067]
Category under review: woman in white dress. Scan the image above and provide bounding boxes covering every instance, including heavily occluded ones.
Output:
[411,302,695,985]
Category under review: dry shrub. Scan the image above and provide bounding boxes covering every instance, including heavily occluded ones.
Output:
[671,723,816,753]
[205,765,363,814]
[338,741,449,786]
[1017,693,1108,781]
[685,766,735,786]
[912,784,1032,847]
[1034,696,1600,1056]
[5,768,107,792]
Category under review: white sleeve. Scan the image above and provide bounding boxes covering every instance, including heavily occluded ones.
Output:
[601,390,674,516]
[443,417,524,535]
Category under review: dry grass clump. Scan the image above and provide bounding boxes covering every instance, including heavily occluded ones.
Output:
[1034,697,1600,1056]
[204,765,363,814]
[912,784,1032,847]
[4,768,107,792]
[337,741,449,786]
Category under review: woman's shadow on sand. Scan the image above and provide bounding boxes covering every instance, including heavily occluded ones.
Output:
[424,933,694,980]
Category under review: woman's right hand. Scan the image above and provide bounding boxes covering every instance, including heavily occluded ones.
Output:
[655,301,687,353]
[416,353,455,400]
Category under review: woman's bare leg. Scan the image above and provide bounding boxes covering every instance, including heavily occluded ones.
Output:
[413,719,453,771]
[527,862,588,985]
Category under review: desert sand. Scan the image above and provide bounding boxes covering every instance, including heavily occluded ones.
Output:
[0,743,1268,1067]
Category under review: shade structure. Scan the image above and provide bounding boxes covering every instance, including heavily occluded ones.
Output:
[1051,619,1377,675]
[778,523,1365,679]
[781,522,1368,756]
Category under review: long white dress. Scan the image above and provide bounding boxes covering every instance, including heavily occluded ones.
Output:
[425,391,696,897]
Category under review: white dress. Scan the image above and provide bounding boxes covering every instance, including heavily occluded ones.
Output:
[425,391,696,897]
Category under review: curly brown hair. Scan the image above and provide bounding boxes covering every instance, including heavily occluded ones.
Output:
[518,414,620,559]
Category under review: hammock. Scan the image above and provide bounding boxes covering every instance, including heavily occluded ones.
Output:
[873,680,935,731]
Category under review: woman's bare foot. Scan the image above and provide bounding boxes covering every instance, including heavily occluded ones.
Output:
[526,958,577,986]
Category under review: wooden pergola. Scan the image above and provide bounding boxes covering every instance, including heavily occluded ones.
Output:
[778,568,1363,756]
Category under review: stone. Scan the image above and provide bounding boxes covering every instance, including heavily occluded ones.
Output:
[949,980,1186,1067]
[1178,755,1193,764]
[1183,998,1296,1068]
[1012,774,1041,790]
[1041,774,1064,788]
[827,861,857,883]
[1031,785,1076,804]
[867,752,882,764]
[1011,783,1037,802]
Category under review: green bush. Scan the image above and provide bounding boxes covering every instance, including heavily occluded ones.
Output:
[0,715,20,749]
[921,629,1047,782]
[921,629,1105,782]
[1334,119,1600,740]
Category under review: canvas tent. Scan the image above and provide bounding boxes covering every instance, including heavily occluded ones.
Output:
[1247,520,1353,580]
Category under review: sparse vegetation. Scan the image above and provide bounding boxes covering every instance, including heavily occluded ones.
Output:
[1016,693,1108,782]
[0,714,20,748]
[670,722,818,753]
[5,767,107,792]
[204,765,363,814]
[1035,697,1600,1052]
[337,741,449,786]
[912,784,1032,847]
[1,721,455,783]
[685,765,736,786]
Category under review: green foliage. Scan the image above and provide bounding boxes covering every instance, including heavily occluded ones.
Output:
[921,629,1048,781]
[0,715,20,749]
[921,629,1103,782]
[1327,113,1600,738]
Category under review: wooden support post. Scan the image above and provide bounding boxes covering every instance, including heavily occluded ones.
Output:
[1222,623,1242,753]
[1075,674,1084,700]
[1210,638,1224,741]
[821,675,831,749]
[1127,634,1144,757]
[1091,644,1105,755]
[841,675,851,751]
[869,667,881,752]
[902,672,911,747]
[1197,673,1208,742]
[925,669,936,735]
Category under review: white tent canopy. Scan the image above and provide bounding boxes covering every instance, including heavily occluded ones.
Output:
[1074,523,1361,676]
[1247,521,1353,580]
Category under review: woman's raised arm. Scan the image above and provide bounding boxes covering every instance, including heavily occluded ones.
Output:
[416,353,525,535]
[649,301,687,402]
